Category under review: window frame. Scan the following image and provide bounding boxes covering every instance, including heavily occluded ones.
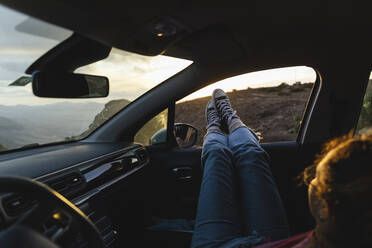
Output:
[167,73,320,147]
[296,72,322,144]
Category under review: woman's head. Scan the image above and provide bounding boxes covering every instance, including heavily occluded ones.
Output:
[304,133,372,245]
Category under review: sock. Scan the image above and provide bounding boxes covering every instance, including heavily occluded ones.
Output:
[207,125,223,134]
[228,118,245,133]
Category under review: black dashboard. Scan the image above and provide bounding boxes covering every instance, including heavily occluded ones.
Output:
[0,141,150,247]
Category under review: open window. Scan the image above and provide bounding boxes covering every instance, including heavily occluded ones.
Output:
[174,66,317,147]
[356,71,372,134]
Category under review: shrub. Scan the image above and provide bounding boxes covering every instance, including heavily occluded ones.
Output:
[357,91,372,131]
[278,91,291,96]
[288,113,302,134]
[134,109,168,145]
[290,87,305,93]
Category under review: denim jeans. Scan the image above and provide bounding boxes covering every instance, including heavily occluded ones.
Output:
[191,127,290,248]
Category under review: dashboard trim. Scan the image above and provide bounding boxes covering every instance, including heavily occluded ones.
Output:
[0,144,148,225]
[72,161,148,206]
[36,144,141,182]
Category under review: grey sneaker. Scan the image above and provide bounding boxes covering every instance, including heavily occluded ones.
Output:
[205,100,222,133]
[212,89,244,133]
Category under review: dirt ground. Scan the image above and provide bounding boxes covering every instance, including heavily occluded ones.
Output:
[175,83,313,146]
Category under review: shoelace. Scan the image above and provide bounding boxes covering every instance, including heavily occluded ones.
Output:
[207,106,220,126]
[216,98,237,122]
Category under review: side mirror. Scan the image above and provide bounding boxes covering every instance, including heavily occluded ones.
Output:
[149,128,167,146]
[32,71,109,98]
[173,123,197,148]
[149,123,198,148]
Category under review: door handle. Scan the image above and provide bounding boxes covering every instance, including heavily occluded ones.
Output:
[172,167,192,180]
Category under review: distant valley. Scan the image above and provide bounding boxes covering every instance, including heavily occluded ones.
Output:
[0,100,130,150]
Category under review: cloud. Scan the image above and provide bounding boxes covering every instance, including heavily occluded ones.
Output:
[0,53,39,80]
[0,5,72,84]
[1,60,30,74]
[76,48,192,101]
[0,6,71,48]
[0,5,192,106]
[15,17,72,42]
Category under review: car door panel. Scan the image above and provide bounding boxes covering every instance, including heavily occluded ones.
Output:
[146,146,202,219]
[147,141,320,234]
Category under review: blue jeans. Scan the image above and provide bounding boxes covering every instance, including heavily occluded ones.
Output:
[191,127,290,248]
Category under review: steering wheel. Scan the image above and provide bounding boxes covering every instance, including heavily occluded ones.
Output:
[0,177,104,248]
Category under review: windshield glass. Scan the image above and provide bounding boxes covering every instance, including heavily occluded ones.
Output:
[0,5,192,152]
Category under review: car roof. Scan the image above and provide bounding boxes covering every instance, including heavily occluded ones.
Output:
[1,0,371,66]
[1,0,371,145]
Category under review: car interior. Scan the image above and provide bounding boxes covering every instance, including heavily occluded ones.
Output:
[0,1,372,248]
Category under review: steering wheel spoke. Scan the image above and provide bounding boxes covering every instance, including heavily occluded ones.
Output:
[0,177,104,248]
[14,199,74,242]
[15,200,54,230]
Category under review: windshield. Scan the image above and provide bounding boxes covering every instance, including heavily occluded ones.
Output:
[0,5,192,152]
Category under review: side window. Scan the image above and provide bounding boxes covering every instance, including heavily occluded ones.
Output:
[134,109,168,146]
[356,71,372,134]
[175,66,317,146]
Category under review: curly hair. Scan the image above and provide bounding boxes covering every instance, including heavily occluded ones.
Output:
[303,132,372,245]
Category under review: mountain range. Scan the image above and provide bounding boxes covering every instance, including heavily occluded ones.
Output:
[0,100,131,150]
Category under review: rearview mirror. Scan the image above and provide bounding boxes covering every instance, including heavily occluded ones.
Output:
[32,71,109,98]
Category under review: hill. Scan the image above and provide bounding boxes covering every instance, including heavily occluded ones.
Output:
[73,99,131,139]
[0,82,321,150]
[175,82,313,146]
[0,101,105,149]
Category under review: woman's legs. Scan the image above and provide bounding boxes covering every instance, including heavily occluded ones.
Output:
[228,126,290,240]
[191,132,242,248]
[192,95,290,247]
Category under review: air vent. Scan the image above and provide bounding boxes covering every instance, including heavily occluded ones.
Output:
[119,156,138,170]
[135,148,148,163]
[46,172,86,197]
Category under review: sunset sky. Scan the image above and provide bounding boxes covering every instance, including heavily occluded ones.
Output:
[0,5,370,107]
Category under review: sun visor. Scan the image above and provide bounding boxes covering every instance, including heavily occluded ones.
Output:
[26,33,111,74]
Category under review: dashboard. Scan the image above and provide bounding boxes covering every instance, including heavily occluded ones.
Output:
[0,142,150,247]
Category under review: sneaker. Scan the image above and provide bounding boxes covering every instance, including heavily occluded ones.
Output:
[205,100,222,133]
[212,89,244,133]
